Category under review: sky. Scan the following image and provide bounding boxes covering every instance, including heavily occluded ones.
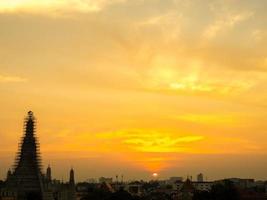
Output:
[0,0,267,182]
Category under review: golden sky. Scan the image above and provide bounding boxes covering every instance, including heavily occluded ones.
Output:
[1,0,267,181]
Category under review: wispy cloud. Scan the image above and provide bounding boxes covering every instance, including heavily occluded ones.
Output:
[98,129,204,153]
[0,0,126,14]
[0,74,27,83]
[141,64,257,97]
[172,114,238,125]
[203,12,254,39]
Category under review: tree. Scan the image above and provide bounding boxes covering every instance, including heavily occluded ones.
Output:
[81,188,111,200]
[211,180,240,200]
[142,181,159,192]
[109,190,135,200]
[193,190,212,200]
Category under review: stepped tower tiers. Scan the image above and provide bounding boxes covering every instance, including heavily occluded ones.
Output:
[1,111,76,200]
[12,111,43,199]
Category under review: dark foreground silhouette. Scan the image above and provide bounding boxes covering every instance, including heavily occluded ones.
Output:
[79,180,244,200]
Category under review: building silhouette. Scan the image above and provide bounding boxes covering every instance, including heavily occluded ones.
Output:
[197,173,204,182]
[0,111,76,200]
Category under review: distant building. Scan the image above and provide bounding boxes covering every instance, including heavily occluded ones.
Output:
[0,111,76,200]
[99,177,113,184]
[126,182,143,196]
[216,178,255,189]
[176,179,213,192]
[193,181,212,191]
[177,179,195,200]
[86,178,97,183]
[168,177,183,184]
[197,173,204,182]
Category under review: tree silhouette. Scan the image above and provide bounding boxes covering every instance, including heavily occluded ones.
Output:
[210,180,240,200]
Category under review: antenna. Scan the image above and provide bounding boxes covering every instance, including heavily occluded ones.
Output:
[116,175,118,183]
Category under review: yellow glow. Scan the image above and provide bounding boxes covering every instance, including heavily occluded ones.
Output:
[173,114,238,125]
[0,75,27,83]
[98,130,204,153]
[169,82,214,92]
[1,0,267,180]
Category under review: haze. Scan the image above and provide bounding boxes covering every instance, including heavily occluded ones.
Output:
[1,0,267,182]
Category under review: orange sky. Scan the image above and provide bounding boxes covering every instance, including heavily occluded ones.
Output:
[1,0,267,181]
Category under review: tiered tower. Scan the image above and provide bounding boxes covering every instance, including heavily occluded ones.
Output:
[1,111,76,200]
[12,111,43,199]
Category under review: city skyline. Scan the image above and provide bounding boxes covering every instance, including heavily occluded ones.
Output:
[1,0,267,182]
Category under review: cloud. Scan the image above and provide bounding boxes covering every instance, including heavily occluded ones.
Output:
[0,74,27,83]
[203,12,254,39]
[140,62,258,97]
[172,114,238,125]
[98,129,204,153]
[0,0,126,14]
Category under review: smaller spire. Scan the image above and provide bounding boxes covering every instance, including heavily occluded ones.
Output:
[28,111,33,117]
[69,168,75,185]
[46,165,52,182]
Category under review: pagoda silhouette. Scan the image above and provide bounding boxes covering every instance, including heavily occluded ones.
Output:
[0,111,76,200]
[13,111,43,198]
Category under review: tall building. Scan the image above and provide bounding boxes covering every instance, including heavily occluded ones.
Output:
[0,111,76,200]
[168,177,183,184]
[197,173,204,182]
[46,165,52,183]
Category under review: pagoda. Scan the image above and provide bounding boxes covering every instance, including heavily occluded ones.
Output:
[0,111,76,200]
[4,111,44,199]
[14,111,43,198]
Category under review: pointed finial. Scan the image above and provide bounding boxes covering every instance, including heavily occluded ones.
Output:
[28,111,33,117]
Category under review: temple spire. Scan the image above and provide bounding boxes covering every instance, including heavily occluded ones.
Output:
[69,168,75,185]
[14,111,41,171]
[12,111,43,198]
[46,165,52,182]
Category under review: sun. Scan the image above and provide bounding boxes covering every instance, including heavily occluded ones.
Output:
[152,173,158,178]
